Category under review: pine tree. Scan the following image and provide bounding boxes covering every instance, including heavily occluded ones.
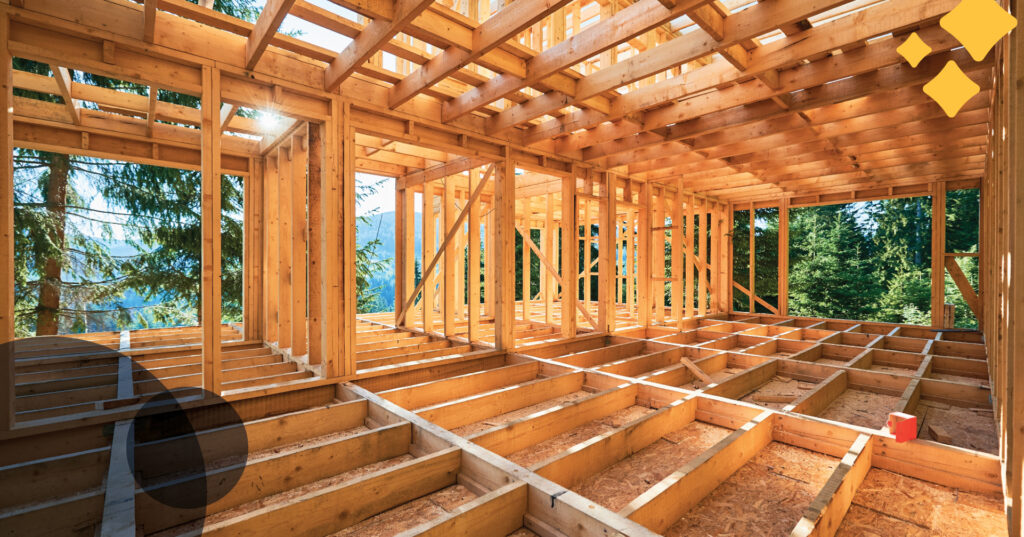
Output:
[788,204,881,320]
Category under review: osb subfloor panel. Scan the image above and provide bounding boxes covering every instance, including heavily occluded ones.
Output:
[509,405,655,467]
[573,421,732,512]
[836,469,1007,537]
[329,484,477,537]
[740,376,807,410]
[450,390,591,436]
[680,367,744,390]
[818,390,900,429]
[914,402,999,454]
[154,454,417,536]
[664,443,839,537]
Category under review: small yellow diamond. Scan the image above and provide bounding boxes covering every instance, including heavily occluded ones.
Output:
[923,61,980,118]
[897,32,932,67]
[940,0,1018,62]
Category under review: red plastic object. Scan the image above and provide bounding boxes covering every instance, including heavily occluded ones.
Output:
[887,412,917,442]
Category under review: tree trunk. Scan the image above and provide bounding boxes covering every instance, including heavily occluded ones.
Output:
[36,153,69,335]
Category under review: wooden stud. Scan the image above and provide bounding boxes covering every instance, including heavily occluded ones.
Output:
[931,181,947,328]
[200,65,222,395]
[494,159,516,349]
[307,124,322,364]
[468,169,481,342]
[291,132,308,358]
[0,14,13,430]
[561,172,578,338]
[277,144,293,351]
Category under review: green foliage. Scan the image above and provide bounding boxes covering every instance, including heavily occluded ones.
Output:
[788,204,882,320]
[762,189,980,328]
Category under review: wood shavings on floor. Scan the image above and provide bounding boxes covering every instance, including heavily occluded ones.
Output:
[664,442,838,537]
[836,469,1007,537]
[818,389,899,429]
[329,484,478,536]
[572,421,732,512]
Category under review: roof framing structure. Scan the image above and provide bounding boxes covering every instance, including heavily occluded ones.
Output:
[0,0,1022,535]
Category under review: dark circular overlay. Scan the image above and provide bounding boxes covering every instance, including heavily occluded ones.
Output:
[3,336,250,532]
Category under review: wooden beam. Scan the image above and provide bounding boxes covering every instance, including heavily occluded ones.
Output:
[50,65,79,125]
[245,0,298,70]
[200,65,223,394]
[494,159,516,349]
[291,132,308,357]
[442,0,707,121]
[598,172,615,332]
[146,86,158,137]
[791,434,872,537]
[340,100,357,376]
[931,181,947,327]
[143,0,158,43]
[307,124,322,363]
[561,172,577,338]
[468,169,481,342]
[623,410,774,533]
[944,256,981,322]
[324,0,434,92]
[0,14,14,430]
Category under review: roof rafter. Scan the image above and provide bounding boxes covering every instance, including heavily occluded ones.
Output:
[325,0,435,92]
[245,0,298,70]
[388,0,574,109]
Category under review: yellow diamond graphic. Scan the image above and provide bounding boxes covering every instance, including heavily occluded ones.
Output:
[923,61,980,118]
[897,32,932,67]
[940,0,1018,62]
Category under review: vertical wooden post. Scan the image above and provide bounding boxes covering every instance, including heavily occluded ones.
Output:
[931,181,947,328]
[443,178,455,335]
[340,102,356,376]
[544,192,555,325]
[686,193,695,319]
[1005,7,1024,532]
[320,99,341,377]
[403,186,415,328]
[394,186,408,325]
[468,169,481,342]
[264,155,280,344]
[672,182,683,327]
[748,201,755,314]
[422,183,435,333]
[626,208,635,320]
[0,14,15,429]
[583,174,592,317]
[242,158,263,341]
[455,190,465,323]
[200,66,222,394]
[778,197,790,316]
[277,144,292,350]
[560,172,577,338]
[598,172,615,332]
[637,181,650,328]
[710,200,722,313]
[697,196,707,317]
[653,187,665,324]
[521,201,530,322]
[291,133,308,357]
[727,203,734,313]
[494,159,516,349]
[484,206,495,318]
[307,123,322,365]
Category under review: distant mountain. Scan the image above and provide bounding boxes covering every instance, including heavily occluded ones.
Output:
[357,211,422,262]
